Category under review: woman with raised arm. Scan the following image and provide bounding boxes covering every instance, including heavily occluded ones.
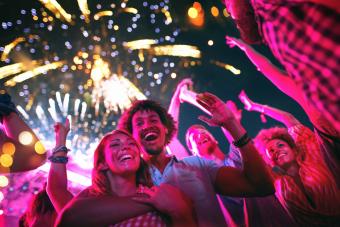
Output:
[56,129,196,227]
[227,36,340,186]
[0,90,46,173]
[239,91,340,226]
[46,119,74,213]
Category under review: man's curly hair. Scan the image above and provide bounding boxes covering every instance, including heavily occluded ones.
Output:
[118,100,177,146]
[254,126,296,166]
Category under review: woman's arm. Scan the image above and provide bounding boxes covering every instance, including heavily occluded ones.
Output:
[46,119,73,213]
[238,90,300,128]
[56,193,153,227]
[227,37,338,135]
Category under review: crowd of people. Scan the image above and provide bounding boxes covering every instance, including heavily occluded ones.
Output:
[0,0,339,226]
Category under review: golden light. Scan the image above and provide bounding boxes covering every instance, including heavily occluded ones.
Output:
[2,142,15,156]
[90,57,111,83]
[208,40,214,46]
[1,37,25,61]
[188,2,204,27]
[18,131,34,145]
[193,2,202,11]
[225,64,241,75]
[0,154,13,168]
[138,49,145,62]
[188,7,198,19]
[0,63,25,80]
[113,25,119,30]
[211,60,241,75]
[33,15,39,21]
[223,9,230,17]
[91,74,146,114]
[93,11,113,20]
[34,141,46,154]
[4,61,64,87]
[0,176,9,187]
[171,72,177,79]
[38,0,73,24]
[123,8,138,14]
[162,8,172,24]
[81,52,89,59]
[211,6,219,17]
[77,0,91,23]
[151,45,201,58]
[123,39,157,50]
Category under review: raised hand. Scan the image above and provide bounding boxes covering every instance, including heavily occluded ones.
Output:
[196,92,236,128]
[226,100,242,123]
[133,184,194,221]
[54,118,70,146]
[238,90,255,111]
[226,36,248,51]
[174,78,193,103]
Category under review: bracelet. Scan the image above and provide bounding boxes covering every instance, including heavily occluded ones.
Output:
[48,156,68,164]
[233,132,252,148]
[52,145,70,155]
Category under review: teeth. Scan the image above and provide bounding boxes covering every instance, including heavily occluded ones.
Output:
[119,154,132,162]
[144,132,158,141]
[277,153,286,159]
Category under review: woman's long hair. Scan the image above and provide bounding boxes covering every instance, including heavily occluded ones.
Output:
[90,129,152,196]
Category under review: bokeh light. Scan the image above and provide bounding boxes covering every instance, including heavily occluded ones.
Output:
[18,131,34,145]
[2,142,16,156]
[34,141,46,154]
[0,176,9,187]
[0,154,13,168]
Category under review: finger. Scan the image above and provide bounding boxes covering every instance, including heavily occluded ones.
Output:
[65,118,70,130]
[202,92,219,104]
[197,93,215,107]
[198,115,217,127]
[131,196,153,205]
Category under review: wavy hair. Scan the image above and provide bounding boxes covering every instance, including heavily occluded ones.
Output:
[90,129,152,196]
[254,127,300,167]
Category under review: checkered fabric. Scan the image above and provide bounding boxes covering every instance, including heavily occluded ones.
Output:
[111,211,166,227]
[251,0,340,131]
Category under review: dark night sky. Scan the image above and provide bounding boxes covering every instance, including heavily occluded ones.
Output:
[0,0,311,153]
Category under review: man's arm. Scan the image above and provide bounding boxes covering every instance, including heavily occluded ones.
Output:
[167,79,193,159]
[196,92,274,197]
[56,194,153,227]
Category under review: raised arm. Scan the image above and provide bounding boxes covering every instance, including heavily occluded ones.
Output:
[196,92,274,197]
[238,90,300,128]
[0,90,46,173]
[167,79,193,159]
[227,37,339,136]
[46,119,73,213]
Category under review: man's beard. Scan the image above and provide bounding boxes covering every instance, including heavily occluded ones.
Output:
[145,147,163,156]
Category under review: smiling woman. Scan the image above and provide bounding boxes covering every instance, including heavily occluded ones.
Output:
[55,129,196,227]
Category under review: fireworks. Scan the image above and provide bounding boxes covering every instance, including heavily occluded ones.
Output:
[0,0,238,218]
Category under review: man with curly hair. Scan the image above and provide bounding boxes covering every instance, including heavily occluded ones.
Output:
[118,96,274,226]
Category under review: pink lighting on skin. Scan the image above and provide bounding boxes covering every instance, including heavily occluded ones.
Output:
[38,163,91,186]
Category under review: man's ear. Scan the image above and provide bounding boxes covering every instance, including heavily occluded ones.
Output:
[98,162,109,171]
